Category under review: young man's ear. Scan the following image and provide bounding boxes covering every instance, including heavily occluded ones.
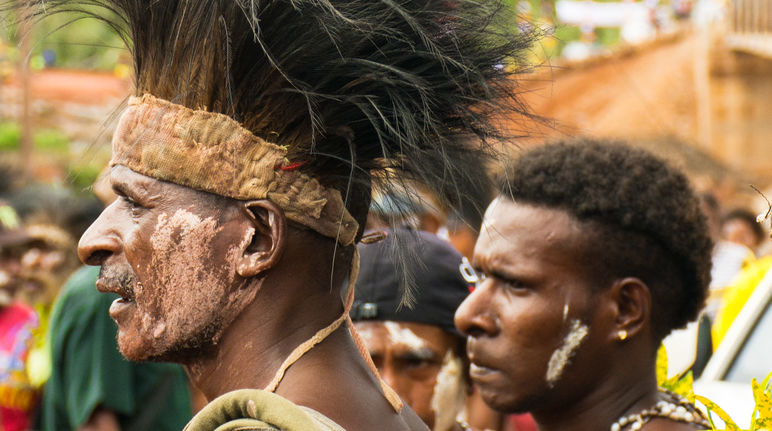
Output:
[606,277,651,343]
[235,200,286,278]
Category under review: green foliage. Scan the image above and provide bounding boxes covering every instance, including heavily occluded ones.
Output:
[657,344,772,430]
[595,27,622,46]
[67,162,102,192]
[32,129,70,153]
[554,25,582,43]
[656,344,696,401]
[33,129,68,153]
[0,122,20,150]
[697,371,772,431]
[0,8,125,70]
[0,122,69,153]
[33,13,124,70]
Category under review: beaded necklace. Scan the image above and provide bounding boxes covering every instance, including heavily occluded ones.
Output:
[610,389,711,431]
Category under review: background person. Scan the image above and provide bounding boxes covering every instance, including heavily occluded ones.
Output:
[455,140,713,431]
[720,208,766,255]
[0,201,39,431]
[351,228,470,431]
[711,207,771,346]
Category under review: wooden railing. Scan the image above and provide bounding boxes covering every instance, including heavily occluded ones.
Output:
[726,0,772,57]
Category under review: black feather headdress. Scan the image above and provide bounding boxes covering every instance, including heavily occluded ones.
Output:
[11,0,535,303]
[13,0,533,220]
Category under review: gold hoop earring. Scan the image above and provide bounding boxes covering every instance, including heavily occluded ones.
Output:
[617,330,628,341]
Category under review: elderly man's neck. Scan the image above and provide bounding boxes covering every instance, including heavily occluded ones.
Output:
[183,268,349,401]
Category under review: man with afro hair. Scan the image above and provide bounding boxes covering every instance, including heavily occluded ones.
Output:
[455,139,713,431]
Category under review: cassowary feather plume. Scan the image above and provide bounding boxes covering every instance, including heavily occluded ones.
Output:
[11,0,536,303]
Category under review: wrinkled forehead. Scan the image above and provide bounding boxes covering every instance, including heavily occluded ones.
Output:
[110,164,174,194]
[110,164,232,210]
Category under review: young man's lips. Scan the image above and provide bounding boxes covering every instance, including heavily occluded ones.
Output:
[469,362,501,382]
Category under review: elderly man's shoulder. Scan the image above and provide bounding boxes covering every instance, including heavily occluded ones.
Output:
[184,389,429,431]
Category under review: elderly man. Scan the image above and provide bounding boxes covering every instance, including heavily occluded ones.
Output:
[351,229,470,431]
[18,0,535,429]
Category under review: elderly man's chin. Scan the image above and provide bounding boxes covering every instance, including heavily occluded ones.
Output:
[115,318,218,363]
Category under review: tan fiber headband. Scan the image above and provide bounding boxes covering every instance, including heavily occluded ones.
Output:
[111,94,359,246]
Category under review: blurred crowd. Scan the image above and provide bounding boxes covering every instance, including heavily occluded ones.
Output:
[0,142,769,431]
[0,167,191,431]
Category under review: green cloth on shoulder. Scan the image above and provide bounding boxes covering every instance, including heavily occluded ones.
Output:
[184,389,346,431]
[38,265,192,431]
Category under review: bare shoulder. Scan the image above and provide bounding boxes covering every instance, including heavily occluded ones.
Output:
[278,329,429,431]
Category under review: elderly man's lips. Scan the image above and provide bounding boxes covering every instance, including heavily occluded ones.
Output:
[109,297,134,320]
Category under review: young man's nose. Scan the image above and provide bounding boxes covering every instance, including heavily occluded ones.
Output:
[454,279,498,338]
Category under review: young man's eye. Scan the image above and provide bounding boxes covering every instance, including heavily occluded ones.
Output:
[492,273,527,290]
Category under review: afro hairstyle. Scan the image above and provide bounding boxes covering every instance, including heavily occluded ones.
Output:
[497,139,713,341]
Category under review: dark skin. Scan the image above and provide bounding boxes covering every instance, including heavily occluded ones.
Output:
[354,321,465,431]
[78,165,427,431]
[454,198,702,431]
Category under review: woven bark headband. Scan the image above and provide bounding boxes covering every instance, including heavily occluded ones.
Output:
[110,94,359,246]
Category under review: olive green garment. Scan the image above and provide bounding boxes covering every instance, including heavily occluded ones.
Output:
[184,389,346,431]
[38,266,192,431]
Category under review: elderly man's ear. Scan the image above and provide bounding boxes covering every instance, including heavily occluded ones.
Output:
[235,200,286,277]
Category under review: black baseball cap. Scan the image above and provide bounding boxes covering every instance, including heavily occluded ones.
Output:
[351,228,472,335]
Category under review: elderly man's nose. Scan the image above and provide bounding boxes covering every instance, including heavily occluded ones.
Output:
[77,211,120,265]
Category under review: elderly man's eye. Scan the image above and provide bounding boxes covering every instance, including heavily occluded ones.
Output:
[122,196,144,217]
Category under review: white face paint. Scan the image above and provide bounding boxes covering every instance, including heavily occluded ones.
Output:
[430,351,466,431]
[384,321,430,353]
[545,319,589,387]
[480,197,505,235]
[110,205,253,362]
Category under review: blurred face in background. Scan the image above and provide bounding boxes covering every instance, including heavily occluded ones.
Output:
[0,244,25,306]
[14,229,78,307]
[355,320,467,431]
[721,218,761,251]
